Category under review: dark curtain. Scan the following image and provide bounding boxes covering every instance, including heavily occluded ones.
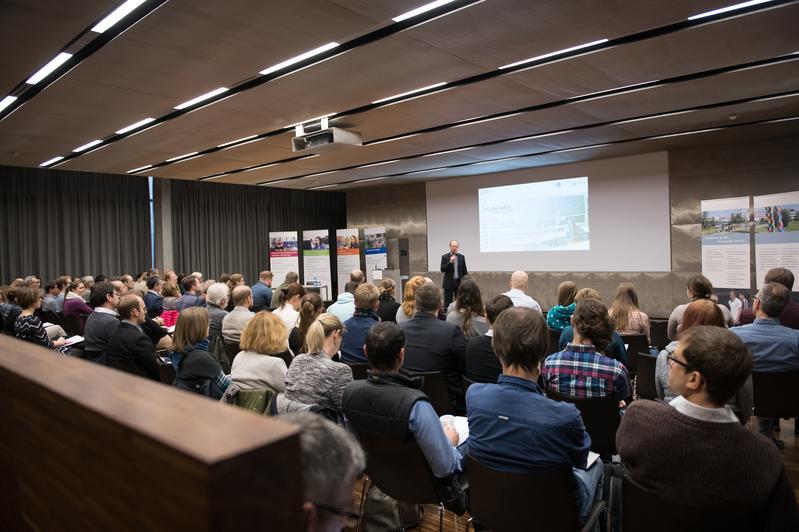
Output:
[169,179,346,293]
[0,165,151,283]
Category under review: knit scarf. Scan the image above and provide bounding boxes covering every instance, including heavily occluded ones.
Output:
[353,308,380,320]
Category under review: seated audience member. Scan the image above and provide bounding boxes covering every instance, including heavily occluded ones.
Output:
[376,278,401,323]
[42,281,61,313]
[114,278,171,353]
[732,282,799,442]
[544,298,632,402]
[205,282,229,353]
[271,271,299,309]
[63,279,94,328]
[465,294,514,383]
[667,274,734,341]
[395,275,427,325]
[326,281,358,323]
[282,313,353,413]
[558,288,628,365]
[83,282,121,364]
[252,270,274,310]
[547,281,577,332]
[609,282,650,342]
[400,283,467,413]
[175,276,205,311]
[225,274,245,311]
[350,269,366,285]
[467,307,603,525]
[13,287,70,355]
[164,269,178,285]
[274,283,307,331]
[290,293,325,355]
[22,275,41,289]
[617,326,799,528]
[279,412,365,532]
[656,299,752,424]
[0,285,13,321]
[231,312,290,392]
[740,267,799,329]
[446,277,489,338]
[50,275,71,313]
[3,287,23,335]
[143,276,164,317]
[341,284,381,364]
[81,276,95,302]
[172,307,230,399]
[343,322,465,493]
[502,270,542,312]
[107,295,159,380]
[160,281,181,327]
[221,285,255,345]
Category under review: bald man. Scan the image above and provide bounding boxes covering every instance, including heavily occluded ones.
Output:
[440,240,467,308]
[502,271,542,313]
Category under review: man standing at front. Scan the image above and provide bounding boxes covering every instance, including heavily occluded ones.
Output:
[441,240,467,308]
[729,289,742,325]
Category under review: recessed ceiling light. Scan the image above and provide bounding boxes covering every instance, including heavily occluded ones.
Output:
[244,162,279,172]
[0,95,18,112]
[421,146,475,157]
[367,133,420,146]
[259,42,340,76]
[201,173,231,181]
[174,88,229,110]
[358,159,401,169]
[40,156,64,167]
[303,170,339,178]
[451,113,523,128]
[355,176,390,183]
[308,183,338,190]
[166,151,198,162]
[115,117,156,135]
[499,39,608,70]
[91,0,148,33]
[72,139,103,153]
[127,164,153,174]
[26,52,73,85]
[260,178,292,186]
[647,128,724,140]
[217,134,258,148]
[688,0,772,21]
[392,0,457,22]
[372,82,447,104]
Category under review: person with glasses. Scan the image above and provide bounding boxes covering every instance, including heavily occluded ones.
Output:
[617,326,799,528]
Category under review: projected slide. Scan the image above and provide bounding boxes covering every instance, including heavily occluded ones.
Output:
[479,177,589,252]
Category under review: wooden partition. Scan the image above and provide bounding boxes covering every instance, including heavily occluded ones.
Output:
[0,336,304,531]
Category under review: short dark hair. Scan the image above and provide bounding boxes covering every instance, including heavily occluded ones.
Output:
[765,267,795,291]
[365,322,406,371]
[572,299,614,353]
[94,274,107,283]
[687,274,713,299]
[90,281,117,308]
[485,294,514,324]
[681,326,752,405]
[16,287,40,309]
[44,281,58,292]
[758,282,790,318]
[414,283,442,313]
[492,307,547,372]
[118,295,143,320]
[344,281,360,294]
[146,276,161,290]
[182,275,198,292]
[285,271,299,284]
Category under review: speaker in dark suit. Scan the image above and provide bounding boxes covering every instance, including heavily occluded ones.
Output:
[440,240,467,308]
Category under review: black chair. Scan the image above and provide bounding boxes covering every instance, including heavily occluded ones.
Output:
[546,388,620,456]
[547,328,561,356]
[156,357,176,385]
[466,455,604,532]
[347,362,370,380]
[59,312,84,336]
[462,374,476,394]
[621,476,758,532]
[223,339,241,367]
[649,319,669,351]
[751,370,799,419]
[402,370,453,416]
[618,333,648,375]
[634,352,658,400]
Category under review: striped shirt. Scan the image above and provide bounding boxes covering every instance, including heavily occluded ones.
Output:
[15,315,70,355]
[542,343,631,401]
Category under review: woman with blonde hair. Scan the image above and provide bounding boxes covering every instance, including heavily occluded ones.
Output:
[546,281,577,332]
[230,312,290,392]
[289,293,324,355]
[282,313,353,413]
[376,278,401,323]
[172,307,230,399]
[609,282,651,343]
[395,276,427,325]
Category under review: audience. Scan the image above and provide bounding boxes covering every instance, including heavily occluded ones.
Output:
[464,294,514,383]
[290,293,325,355]
[221,285,255,345]
[63,278,94,329]
[13,286,70,355]
[740,267,799,329]
[617,326,799,528]
[274,283,307,331]
[164,269,178,284]
[502,270,542,313]
[107,295,159,381]
[667,274,734,340]
[446,277,489,338]
[83,282,121,364]
[42,281,61,313]
[326,281,357,322]
[395,275,427,325]
[558,288,628,364]
[81,276,95,302]
[252,270,274,310]
[467,307,603,525]
[172,307,230,399]
[546,281,577,331]
[175,276,205,311]
[609,282,650,342]
[144,276,164,317]
[271,271,299,309]
[376,278,400,323]
[22,275,41,289]
[340,284,381,364]
[52,275,71,313]
[400,283,467,413]
[230,312,290,392]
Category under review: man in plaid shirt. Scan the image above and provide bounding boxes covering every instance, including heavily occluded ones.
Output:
[543,298,631,402]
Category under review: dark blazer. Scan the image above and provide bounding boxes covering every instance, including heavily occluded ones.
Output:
[143,291,164,317]
[400,312,467,409]
[107,321,160,381]
[440,252,467,290]
[465,333,502,384]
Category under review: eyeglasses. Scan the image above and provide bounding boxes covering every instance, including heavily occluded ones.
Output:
[666,354,696,372]
[313,502,361,528]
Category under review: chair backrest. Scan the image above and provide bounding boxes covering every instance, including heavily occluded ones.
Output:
[634,352,658,400]
[547,328,561,356]
[402,370,452,415]
[546,388,620,456]
[224,340,241,367]
[59,312,84,336]
[621,477,758,532]
[462,374,475,393]
[649,319,669,351]
[346,362,370,380]
[752,370,799,419]
[358,435,441,505]
[156,357,176,384]
[466,456,582,532]
[619,333,648,374]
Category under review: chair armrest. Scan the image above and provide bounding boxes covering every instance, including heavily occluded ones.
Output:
[580,500,606,532]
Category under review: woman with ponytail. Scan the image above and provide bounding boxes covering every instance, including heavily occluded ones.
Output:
[273,283,306,331]
[289,293,324,354]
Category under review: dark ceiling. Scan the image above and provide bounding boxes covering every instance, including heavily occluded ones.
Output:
[1,0,798,190]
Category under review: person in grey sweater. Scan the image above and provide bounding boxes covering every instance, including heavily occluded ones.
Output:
[221,286,254,344]
[83,282,121,364]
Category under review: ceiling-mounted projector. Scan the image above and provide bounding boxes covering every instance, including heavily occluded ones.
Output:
[292,127,362,152]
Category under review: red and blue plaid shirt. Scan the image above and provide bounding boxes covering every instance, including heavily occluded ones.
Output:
[542,343,631,401]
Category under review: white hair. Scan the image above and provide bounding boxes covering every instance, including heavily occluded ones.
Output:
[206,282,229,307]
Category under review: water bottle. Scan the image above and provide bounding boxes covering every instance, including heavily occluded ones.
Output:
[313,276,319,287]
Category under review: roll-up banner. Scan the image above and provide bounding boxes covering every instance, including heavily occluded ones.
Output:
[700,197,752,291]
[269,231,299,288]
[364,226,387,284]
[336,229,360,296]
[754,191,799,290]
[302,229,332,300]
